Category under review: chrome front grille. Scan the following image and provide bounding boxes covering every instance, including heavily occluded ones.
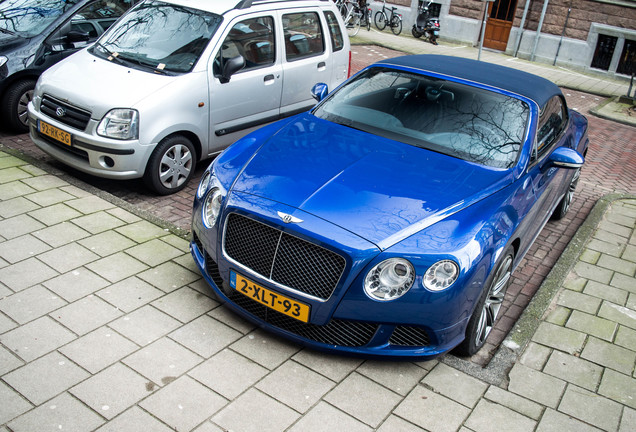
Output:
[40,95,91,131]
[224,213,346,300]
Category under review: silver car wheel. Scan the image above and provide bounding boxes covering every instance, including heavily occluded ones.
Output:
[474,254,513,347]
[18,88,34,128]
[158,143,193,189]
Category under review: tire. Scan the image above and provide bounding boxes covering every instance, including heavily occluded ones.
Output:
[374,11,387,30]
[412,27,422,38]
[390,16,402,35]
[552,168,580,220]
[1,79,36,133]
[347,14,361,37]
[366,13,371,31]
[454,248,514,357]
[143,135,196,195]
[430,35,438,45]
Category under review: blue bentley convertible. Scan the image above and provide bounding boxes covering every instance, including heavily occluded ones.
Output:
[190,55,588,359]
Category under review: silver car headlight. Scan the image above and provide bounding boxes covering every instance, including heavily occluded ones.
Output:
[364,258,415,301]
[201,173,225,228]
[97,109,139,140]
[423,260,459,291]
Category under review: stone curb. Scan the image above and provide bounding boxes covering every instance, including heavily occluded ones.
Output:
[590,96,636,128]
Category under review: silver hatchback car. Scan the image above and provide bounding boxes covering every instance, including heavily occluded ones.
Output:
[28,0,351,194]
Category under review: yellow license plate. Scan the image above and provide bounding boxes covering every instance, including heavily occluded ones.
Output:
[231,271,310,323]
[39,120,71,146]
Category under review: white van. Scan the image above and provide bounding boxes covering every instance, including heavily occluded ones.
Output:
[28,0,350,194]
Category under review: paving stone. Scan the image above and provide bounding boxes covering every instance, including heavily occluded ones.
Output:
[583,280,629,305]
[0,316,75,362]
[0,285,67,324]
[557,290,602,314]
[0,155,27,169]
[532,322,587,355]
[508,363,566,408]
[109,305,181,346]
[581,337,636,375]
[535,408,603,432]
[587,238,625,257]
[96,276,164,313]
[126,238,183,267]
[3,351,89,405]
[546,305,571,326]
[192,421,224,432]
[610,272,636,294]
[21,174,69,191]
[173,253,201,274]
[289,401,373,432]
[615,325,636,351]
[44,268,110,302]
[212,388,296,432]
[86,251,149,283]
[0,214,45,240]
[51,295,123,335]
[376,415,426,432]
[0,166,31,184]
[623,242,636,262]
[7,392,103,432]
[207,306,255,335]
[94,406,175,432]
[484,386,544,420]
[141,375,228,432]
[620,407,636,432]
[29,203,82,226]
[357,359,427,397]
[78,230,136,257]
[70,363,152,420]
[18,164,46,177]
[0,234,51,264]
[421,362,487,408]
[598,301,636,330]
[579,248,600,264]
[519,341,552,370]
[0,344,23,375]
[598,220,633,238]
[0,380,32,425]
[562,274,587,292]
[558,385,622,431]
[0,311,18,334]
[0,196,40,218]
[230,329,301,369]
[543,350,603,391]
[325,372,402,428]
[0,180,36,201]
[573,262,613,285]
[151,286,218,323]
[465,399,536,432]
[116,220,168,243]
[607,211,635,229]
[598,254,636,276]
[65,195,115,214]
[138,261,201,293]
[189,349,268,400]
[33,221,90,248]
[160,234,190,251]
[256,359,335,413]
[393,385,470,432]
[59,184,92,198]
[25,188,76,207]
[71,211,126,234]
[59,326,139,373]
[628,293,636,311]
[37,242,99,274]
[290,349,362,382]
[597,368,636,409]
[0,257,58,292]
[169,315,242,358]
[565,310,617,341]
[123,337,202,386]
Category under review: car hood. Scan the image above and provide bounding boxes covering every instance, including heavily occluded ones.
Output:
[37,48,178,119]
[0,32,29,53]
[230,114,514,249]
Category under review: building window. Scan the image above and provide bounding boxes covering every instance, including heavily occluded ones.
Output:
[616,39,636,75]
[591,34,618,71]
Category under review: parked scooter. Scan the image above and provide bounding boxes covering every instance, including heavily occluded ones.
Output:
[412,0,440,45]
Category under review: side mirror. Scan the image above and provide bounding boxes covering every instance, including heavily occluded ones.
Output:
[66,30,91,43]
[548,147,584,169]
[220,56,245,84]
[311,83,328,102]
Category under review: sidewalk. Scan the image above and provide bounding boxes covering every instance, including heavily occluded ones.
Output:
[0,147,635,430]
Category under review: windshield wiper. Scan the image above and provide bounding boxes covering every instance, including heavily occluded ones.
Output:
[94,42,125,65]
[116,54,168,75]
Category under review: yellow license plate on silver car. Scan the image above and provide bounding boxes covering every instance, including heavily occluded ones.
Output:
[39,120,71,146]
[230,271,310,322]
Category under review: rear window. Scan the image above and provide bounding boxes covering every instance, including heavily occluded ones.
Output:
[324,10,344,52]
[283,11,325,61]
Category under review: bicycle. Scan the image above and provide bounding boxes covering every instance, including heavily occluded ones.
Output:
[374,0,402,35]
[340,0,362,37]
[359,0,371,31]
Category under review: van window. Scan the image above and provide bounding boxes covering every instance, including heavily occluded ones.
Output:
[215,16,275,74]
[283,12,325,61]
[324,11,344,52]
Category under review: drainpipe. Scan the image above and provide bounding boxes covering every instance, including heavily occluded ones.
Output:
[553,0,573,65]
[530,0,550,62]
[514,0,531,57]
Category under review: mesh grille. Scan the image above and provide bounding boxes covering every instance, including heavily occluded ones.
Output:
[224,213,346,300]
[41,95,91,131]
[389,326,430,347]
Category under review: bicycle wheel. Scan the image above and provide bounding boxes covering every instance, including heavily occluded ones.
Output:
[347,14,361,37]
[374,11,386,30]
[390,16,402,35]
[366,11,371,30]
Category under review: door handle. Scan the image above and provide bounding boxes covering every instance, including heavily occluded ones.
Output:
[264,74,275,83]
[317,62,326,70]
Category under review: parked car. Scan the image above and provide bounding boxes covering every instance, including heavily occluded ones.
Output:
[0,0,135,132]
[27,0,351,194]
[190,54,589,359]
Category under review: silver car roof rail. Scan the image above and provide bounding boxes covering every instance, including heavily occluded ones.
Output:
[234,0,330,10]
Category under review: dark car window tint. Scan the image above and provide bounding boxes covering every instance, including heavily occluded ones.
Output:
[313,67,529,169]
[324,10,344,52]
[0,0,81,36]
[215,16,275,74]
[535,95,567,159]
[283,12,325,61]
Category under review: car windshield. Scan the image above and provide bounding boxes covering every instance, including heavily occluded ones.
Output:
[0,0,80,37]
[313,67,530,169]
[90,0,222,74]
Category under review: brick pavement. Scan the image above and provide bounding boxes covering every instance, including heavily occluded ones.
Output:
[0,151,635,431]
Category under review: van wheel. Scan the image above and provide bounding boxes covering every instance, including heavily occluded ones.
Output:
[1,79,35,133]
[144,135,196,195]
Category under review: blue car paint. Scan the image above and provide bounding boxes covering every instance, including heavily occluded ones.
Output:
[190,56,588,359]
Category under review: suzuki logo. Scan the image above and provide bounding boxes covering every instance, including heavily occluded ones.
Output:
[277,211,303,224]
[55,107,66,117]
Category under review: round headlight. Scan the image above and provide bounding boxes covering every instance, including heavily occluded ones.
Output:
[202,187,223,228]
[423,260,459,291]
[197,171,211,199]
[364,258,415,301]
